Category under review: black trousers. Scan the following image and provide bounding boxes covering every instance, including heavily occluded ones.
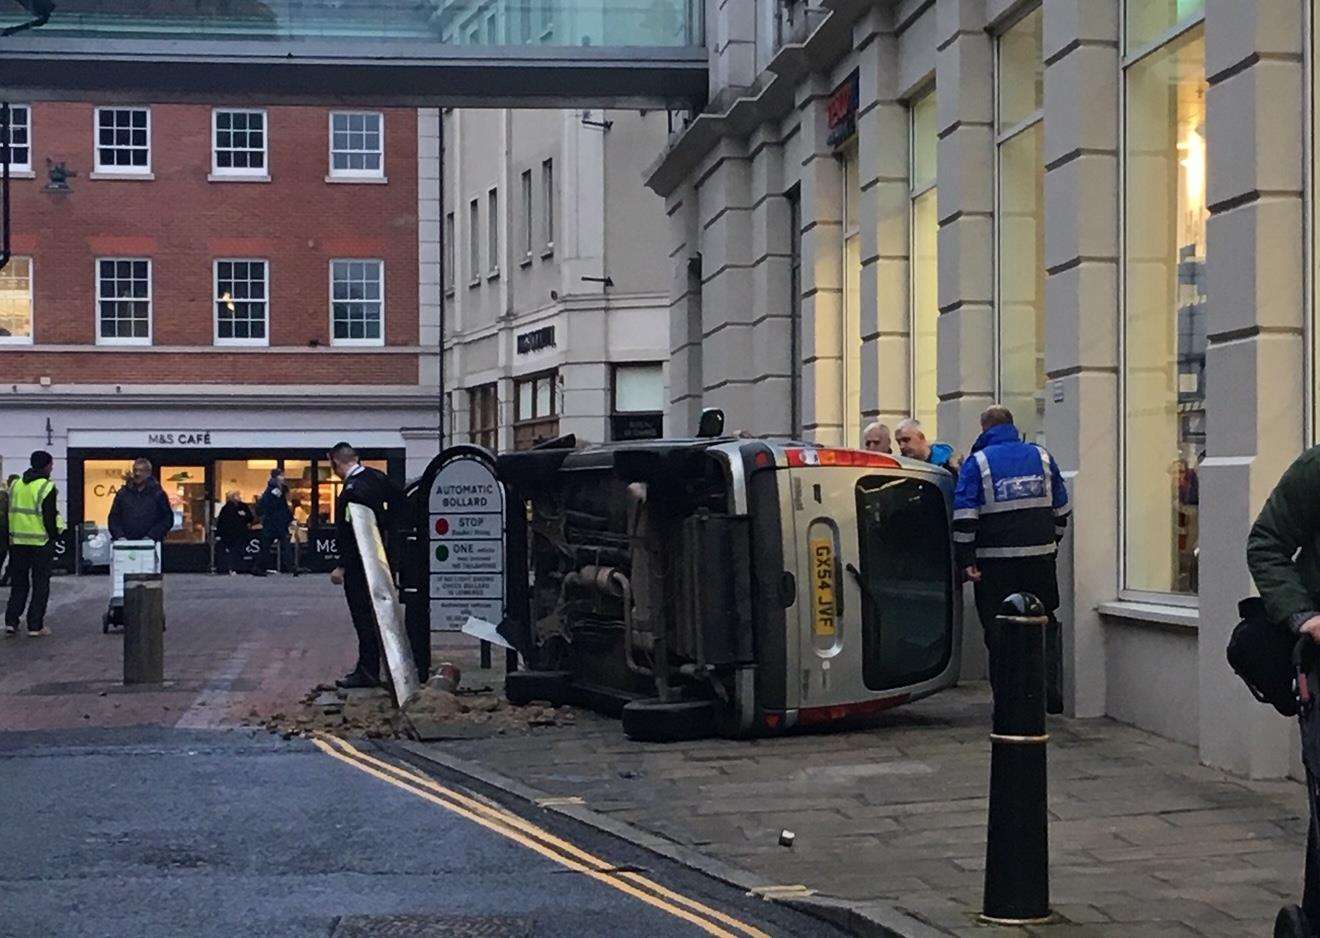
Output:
[973,556,1063,711]
[343,564,381,680]
[215,537,246,574]
[5,545,52,631]
[259,531,293,573]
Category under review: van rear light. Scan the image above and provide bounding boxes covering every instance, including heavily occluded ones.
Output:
[797,695,910,726]
[763,712,782,729]
[753,450,775,470]
[785,448,901,469]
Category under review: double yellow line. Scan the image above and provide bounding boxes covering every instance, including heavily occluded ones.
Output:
[315,735,770,938]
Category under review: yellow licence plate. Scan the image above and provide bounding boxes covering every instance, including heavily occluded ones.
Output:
[810,536,836,637]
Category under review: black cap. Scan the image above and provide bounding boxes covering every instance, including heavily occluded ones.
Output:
[29,450,52,470]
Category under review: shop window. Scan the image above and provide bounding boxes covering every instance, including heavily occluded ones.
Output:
[469,383,499,450]
[82,460,134,532]
[0,256,33,344]
[514,370,559,451]
[215,259,269,345]
[611,363,664,441]
[161,466,207,543]
[4,104,30,172]
[841,144,862,447]
[330,259,384,346]
[95,107,150,175]
[328,111,383,178]
[96,257,152,345]
[284,460,314,542]
[996,5,1046,444]
[1126,0,1205,52]
[910,91,939,437]
[214,460,274,517]
[1122,22,1206,596]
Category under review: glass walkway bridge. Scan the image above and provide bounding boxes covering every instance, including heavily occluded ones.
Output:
[0,1,708,108]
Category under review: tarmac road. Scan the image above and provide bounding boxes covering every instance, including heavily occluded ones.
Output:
[0,726,846,938]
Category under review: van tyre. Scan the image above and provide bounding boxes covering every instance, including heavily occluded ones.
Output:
[504,670,573,707]
[622,697,717,742]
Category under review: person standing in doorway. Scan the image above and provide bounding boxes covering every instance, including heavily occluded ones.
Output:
[952,406,1070,713]
[5,452,64,637]
[215,491,255,576]
[326,443,411,688]
[254,468,294,577]
[108,458,174,543]
[0,473,15,587]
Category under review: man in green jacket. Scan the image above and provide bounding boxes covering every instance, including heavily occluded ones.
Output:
[1247,446,1320,937]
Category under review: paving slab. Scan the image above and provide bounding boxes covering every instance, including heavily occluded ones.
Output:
[412,682,1313,936]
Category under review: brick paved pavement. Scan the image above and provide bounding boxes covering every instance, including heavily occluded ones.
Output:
[422,685,1313,937]
[0,573,486,732]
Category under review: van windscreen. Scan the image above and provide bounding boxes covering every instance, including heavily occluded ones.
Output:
[855,476,953,691]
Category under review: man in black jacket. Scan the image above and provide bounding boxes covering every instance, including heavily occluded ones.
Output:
[327,442,410,689]
[215,491,256,575]
[108,458,174,543]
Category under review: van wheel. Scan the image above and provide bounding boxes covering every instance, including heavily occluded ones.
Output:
[504,670,573,707]
[622,697,717,742]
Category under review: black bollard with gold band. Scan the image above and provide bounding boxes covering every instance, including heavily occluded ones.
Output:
[981,592,1052,925]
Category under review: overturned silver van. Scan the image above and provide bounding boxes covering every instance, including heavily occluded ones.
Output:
[496,435,963,741]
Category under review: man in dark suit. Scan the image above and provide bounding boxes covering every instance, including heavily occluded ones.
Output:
[327,442,410,689]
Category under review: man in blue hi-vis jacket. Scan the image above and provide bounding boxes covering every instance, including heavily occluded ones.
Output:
[952,405,1070,713]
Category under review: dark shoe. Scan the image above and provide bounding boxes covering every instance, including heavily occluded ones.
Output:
[251,570,268,577]
[335,671,381,689]
[1275,904,1312,938]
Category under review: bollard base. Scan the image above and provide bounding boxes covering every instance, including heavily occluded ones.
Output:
[978,912,1057,927]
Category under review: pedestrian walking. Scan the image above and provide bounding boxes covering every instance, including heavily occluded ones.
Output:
[4,451,64,637]
[1245,445,1320,936]
[326,442,409,689]
[952,405,1070,713]
[894,417,962,473]
[253,469,294,577]
[107,458,174,543]
[214,491,255,575]
[0,472,15,587]
[862,421,892,454]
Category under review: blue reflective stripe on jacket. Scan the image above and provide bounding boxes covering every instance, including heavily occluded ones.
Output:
[951,423,1070,565]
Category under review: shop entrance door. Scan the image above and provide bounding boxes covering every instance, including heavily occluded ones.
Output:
[161,465,210,572]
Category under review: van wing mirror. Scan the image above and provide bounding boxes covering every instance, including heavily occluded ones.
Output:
[697,408,725,439]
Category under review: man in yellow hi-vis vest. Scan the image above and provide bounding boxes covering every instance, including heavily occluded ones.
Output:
[5,450,64,637]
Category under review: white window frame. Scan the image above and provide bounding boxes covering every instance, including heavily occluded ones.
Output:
[2,104,32,174]
[0,256,34,345]
[327,111,385,180]
[1117,3,1207,607]
[445,210,457,293]
[95,257,153,346]
[211,108,269,179]
[541,158,556,254]
[213,258,270,347]
[487,186,501,278]
[329,258,386,348]
[93,107,152,177]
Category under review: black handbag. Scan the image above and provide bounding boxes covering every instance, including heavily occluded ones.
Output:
[1227,597,1302,717]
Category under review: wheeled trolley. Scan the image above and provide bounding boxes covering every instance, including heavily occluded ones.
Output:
[102,539,160,633]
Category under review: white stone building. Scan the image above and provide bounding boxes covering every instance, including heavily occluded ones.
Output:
[646,0,1309,779]
[441,108,672,451]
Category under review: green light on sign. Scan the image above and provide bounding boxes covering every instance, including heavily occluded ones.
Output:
[435,545,449,562]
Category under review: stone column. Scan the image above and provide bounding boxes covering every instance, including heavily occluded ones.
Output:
[748,127,795,436]
[1041,0,1120,718]
[697,141,758,429]
[1199,0,1305,777]
[798,77,846,446]
[936,0,994,679]
[855,7,912,433]
[666,183,704,437]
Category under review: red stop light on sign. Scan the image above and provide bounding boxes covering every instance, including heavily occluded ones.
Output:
[434,518,450,536]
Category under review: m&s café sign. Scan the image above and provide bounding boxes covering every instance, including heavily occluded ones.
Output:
[827,72,859,147]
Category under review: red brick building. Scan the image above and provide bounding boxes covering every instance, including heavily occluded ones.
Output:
[0,102,441,571]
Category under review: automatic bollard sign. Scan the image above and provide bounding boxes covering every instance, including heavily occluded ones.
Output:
[429,455,506,632]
